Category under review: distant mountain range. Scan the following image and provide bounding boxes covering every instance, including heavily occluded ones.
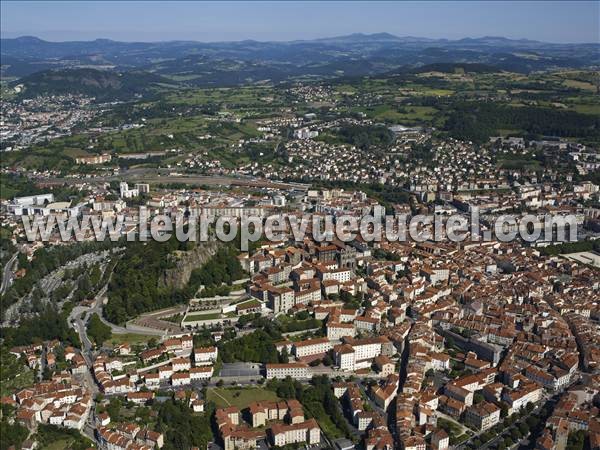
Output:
[2,33,599,95]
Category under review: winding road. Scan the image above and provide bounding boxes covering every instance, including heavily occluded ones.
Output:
[1,252,19,295]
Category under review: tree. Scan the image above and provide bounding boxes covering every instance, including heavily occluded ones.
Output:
[87,313,112,346]
[219,329,280,364]
[106,397,123,422]
[155,398,214,449]
[278,347,289,363]
[566,430,585,450]
[526,401,534,413]
[296,310,309,320]
[0,417,28,450]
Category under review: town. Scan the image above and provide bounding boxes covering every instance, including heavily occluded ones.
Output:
[1,11,600,450]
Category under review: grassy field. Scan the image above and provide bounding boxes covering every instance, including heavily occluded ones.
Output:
[356,104,439,124]
[562,79,597,92]
[206,387,280,408]
[569,103,600,115]
[109,333,156,346]
[183,312,221,322]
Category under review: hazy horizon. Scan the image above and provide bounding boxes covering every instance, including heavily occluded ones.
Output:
[1,1,599,44]
[2,31,599,46]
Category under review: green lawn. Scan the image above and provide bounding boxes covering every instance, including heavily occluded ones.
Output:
[183,312,221,322]
[206,387,280,408]
[109,333,155,346]
[236,299,262,309]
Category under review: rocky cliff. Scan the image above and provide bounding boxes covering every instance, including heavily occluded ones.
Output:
[160,241,222,290]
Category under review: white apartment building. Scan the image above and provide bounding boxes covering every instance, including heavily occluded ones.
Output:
[354,316,380,333]
[334,344,356,371]
[429,352,451,371]
[320,268,352,284]
[268,287,295,313]
[327,322,356,340]
[292,338,332,358]
[171,373,191,386]
[172,357,191,372]
[158,366,173,381]
[464,402,501,431]
[294,287,321,306]
[190,366,213,380]
[502,383,543,411]
[194,347,218,365]
[266,363,310,379]
[343,337,385,362]
[270,419,320,446]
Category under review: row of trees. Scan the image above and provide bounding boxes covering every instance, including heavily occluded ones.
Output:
[540,239,599,256]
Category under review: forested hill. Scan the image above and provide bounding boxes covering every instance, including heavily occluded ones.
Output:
[15,68,172,100]
[104,240,244,325]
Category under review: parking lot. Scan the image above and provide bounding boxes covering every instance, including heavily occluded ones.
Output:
[219,362,262,378]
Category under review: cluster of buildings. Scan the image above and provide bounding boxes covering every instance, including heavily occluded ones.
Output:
[333,382,394,450]
[215,399,321,450]
[1,94,96,151]
[238,227,600,449]
[92,335,216,394]
[96,422,164,450]
[4,371,92,432]
[536,382,600,450]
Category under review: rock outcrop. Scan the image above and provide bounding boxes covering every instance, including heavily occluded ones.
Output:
[160,241,221,290]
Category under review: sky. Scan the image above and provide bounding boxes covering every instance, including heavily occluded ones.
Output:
[1,1,598,44]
